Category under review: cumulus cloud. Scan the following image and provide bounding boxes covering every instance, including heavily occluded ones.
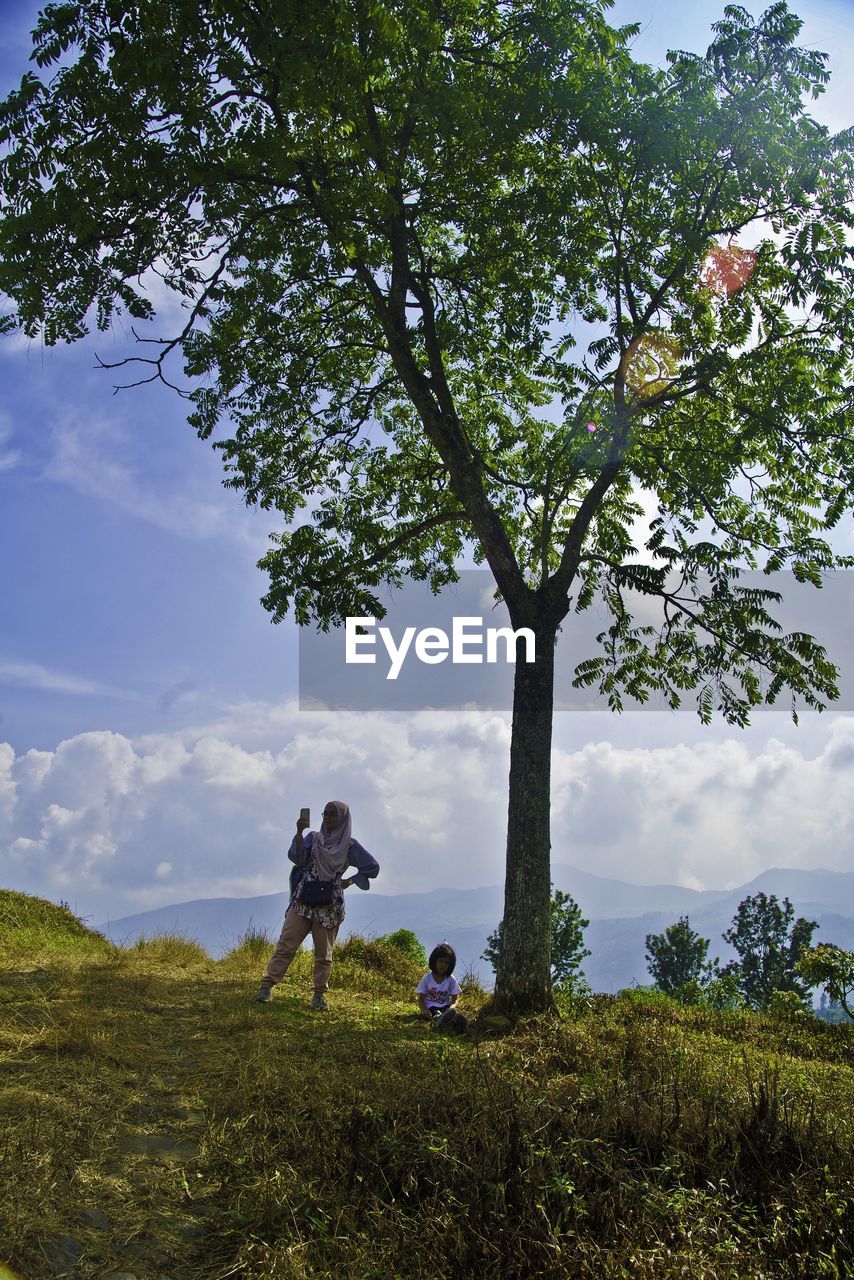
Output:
[0,706,851,921]
[550,720,854,889]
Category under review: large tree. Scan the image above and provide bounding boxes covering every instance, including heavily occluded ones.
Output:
[1,1,851,1013]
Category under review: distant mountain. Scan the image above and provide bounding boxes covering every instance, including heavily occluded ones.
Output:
[97,866,854,992]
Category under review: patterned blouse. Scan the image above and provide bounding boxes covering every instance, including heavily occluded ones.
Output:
[287,831,380,930]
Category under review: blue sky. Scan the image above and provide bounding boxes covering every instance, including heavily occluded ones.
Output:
[0,0,852,924]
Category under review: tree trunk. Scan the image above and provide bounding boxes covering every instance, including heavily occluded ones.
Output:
[493,625,557,1015]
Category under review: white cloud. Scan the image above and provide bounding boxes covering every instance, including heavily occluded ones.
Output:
[550,719,854,889]
[0,701,851,923]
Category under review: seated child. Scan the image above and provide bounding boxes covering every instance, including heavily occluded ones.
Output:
[416,942,467,1033]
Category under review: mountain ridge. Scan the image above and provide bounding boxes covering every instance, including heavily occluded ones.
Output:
[96,865,853,990]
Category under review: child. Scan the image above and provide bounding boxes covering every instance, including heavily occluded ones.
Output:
[416,942,467,1033]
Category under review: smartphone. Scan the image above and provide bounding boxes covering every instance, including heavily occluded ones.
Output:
[299,807,310,826]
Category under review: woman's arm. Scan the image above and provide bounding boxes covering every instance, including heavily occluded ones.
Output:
[343,838,380,889]
[288,830,312,866]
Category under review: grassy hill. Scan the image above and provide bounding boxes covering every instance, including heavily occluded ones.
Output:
[0,889,115,964]
[0,893,852,1280]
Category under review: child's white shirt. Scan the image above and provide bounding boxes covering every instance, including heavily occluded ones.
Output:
[417,972,461,1008]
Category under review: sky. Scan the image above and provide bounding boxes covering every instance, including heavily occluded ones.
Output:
[0,0,852,926]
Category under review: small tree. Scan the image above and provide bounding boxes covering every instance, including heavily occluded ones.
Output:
[378,928,427,969]
[722,892,817,1010]
[797,944,853,1019]
[483,887,590,990]
[701,968,745,1012]
[645,915,714,999]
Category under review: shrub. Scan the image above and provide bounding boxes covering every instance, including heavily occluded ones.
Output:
[768,989,811,1022]
[334,934,422,992]
[376,928,427,967]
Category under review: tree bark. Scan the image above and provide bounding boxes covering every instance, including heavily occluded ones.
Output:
[493,625,557,1015]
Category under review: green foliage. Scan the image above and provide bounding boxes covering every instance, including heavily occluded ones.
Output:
[723,893,818,1010]
[798,944,854,1019]
[334,933,423,992]
[645,915,715,998]
[700,967,746,1012]
[375,928,427,968]
[483,886,590,989]
[0,0,849,716]
[768,988,811,1022]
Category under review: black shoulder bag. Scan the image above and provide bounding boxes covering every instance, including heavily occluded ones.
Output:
[297,876,336,907]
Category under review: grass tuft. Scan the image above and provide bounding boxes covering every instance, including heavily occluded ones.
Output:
[218,926,277,974]
[120,931,213,970]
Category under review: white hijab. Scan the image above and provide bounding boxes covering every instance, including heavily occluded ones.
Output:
[311,800,352,880]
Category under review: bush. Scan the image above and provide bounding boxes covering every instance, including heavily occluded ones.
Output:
[617,985,678,1010]
[768,989,811,1022]
[701,969,746,1011]
[376,928,427,967]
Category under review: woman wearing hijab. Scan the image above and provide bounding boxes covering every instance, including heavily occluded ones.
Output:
[253,801,380,1010]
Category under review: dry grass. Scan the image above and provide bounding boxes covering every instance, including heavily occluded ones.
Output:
[0,899,851,1280]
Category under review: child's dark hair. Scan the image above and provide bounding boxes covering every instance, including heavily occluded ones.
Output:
[428,942,456,976]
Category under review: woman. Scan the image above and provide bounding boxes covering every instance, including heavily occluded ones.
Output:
[253,800,379,1010]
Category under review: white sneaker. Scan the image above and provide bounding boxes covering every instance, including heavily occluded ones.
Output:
[310,993,329,1011]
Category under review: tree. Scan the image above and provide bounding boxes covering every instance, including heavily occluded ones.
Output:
[797,944,854,1019]
[483,887,590,990]
[722,892,818,1010]
[1,2,851,1014]
[645,915,714,998]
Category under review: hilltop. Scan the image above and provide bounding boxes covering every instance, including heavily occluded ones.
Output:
[0,889,114,964]
[1,890,852,1280]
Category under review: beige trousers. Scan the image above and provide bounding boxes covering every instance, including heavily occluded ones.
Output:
[263,905,340,993]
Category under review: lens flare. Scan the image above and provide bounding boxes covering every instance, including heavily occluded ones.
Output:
[700,243,757,297]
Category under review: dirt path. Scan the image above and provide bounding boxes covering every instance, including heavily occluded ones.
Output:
[1,966,247,1280]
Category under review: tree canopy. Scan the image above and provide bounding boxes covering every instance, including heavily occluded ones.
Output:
[1,0,851,1012]
[722,891,817,1009]
[797,943,854,1018]
[645,915,715,998]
